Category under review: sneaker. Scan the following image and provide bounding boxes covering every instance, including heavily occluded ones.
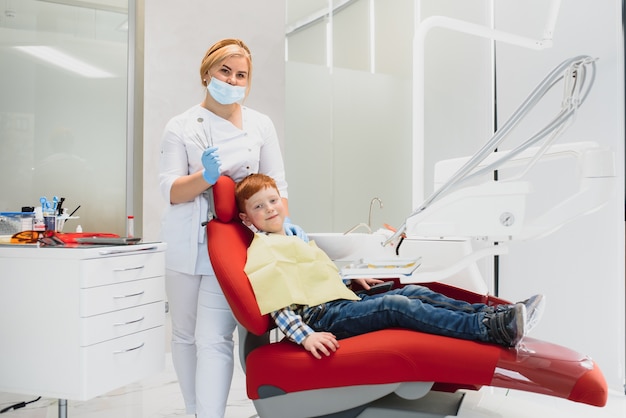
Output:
[520,294,545,333]
[483,303,527,347]
[488,294,546,334]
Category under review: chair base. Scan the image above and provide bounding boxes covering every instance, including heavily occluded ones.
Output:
[253,387,465,418]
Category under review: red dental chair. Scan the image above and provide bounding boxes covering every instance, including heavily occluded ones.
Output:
[207,176,607,418]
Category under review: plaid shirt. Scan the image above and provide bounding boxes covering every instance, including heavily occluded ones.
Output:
[270,304,315,345]
[269,279,353,345]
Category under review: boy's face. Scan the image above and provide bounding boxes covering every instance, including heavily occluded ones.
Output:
[239,186,286,234]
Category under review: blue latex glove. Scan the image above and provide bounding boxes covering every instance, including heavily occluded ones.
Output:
[284,217,309,242]
[201,146,222,185]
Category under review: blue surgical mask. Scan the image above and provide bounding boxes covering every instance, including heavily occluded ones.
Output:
[207,77,246,105]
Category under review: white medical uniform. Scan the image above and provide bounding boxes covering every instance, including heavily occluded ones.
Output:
[159,104,288,417]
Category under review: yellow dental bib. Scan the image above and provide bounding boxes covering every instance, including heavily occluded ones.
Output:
[244,233,360,315]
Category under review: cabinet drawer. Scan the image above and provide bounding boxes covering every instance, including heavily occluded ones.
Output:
[80,251,165,288]
[81,301,165,346]
[80,276,164,317]
[81,326,165,400]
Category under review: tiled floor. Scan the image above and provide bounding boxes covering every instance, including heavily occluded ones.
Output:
[0,351,256,418]
[0,322,624,417]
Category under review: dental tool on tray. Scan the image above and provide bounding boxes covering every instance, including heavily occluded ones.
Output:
[341,257,422,279]
[383,55,598,247]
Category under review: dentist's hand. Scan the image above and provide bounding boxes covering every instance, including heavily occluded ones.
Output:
[201,146,222,185]
[284,217,309,242]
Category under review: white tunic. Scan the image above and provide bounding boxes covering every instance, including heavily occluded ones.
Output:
[159,104,288,275]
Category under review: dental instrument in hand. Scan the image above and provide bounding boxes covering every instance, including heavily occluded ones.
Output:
[192,117,220,225]
[190,117,214,151]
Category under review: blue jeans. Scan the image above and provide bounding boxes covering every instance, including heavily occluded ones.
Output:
[304,285,492,343]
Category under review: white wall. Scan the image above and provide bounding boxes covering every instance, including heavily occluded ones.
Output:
[143,0,285,242]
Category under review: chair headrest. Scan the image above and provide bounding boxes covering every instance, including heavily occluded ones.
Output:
[212,176,238,222]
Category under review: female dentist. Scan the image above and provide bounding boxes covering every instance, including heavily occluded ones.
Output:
[159,38,305,418]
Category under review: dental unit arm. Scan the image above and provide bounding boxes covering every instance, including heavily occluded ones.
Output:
[385,55,614,247]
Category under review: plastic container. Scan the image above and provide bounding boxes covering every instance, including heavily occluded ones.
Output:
[33,208,46,232]
[127,215,134,238]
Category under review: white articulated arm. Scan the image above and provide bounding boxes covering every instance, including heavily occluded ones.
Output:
[384,55,599,248]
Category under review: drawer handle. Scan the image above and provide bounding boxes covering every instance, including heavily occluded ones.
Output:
[114,316,145,326]
[113,342,145,354]
[113,291,145,299]
[99,246,159,255]
[113,265,145,272]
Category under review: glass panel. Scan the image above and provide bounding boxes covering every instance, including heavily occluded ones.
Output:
[0,0,129,235]
[330,67,412,232]
[285,0,414,233]
[285,0,328,66]
[373,0,413,77]
[285,61,333,232]
[333,0,369,71]
[287,20,327,66]
[286,0,329,25]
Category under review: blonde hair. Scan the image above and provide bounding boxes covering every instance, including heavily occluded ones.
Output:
[200,38,252,97]
[235,173,279,213]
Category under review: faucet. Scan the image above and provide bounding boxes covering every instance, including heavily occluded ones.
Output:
[343,197,384,235]
[368,197,383,230]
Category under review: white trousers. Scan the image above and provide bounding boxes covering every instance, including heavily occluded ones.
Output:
[165,269,237,418]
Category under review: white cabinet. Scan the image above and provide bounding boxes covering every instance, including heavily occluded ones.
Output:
[0,243,166,402]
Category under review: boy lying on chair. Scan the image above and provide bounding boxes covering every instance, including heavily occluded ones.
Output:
[235,173,544,359]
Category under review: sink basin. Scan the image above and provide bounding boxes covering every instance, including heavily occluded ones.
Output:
[308,232,395,261]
